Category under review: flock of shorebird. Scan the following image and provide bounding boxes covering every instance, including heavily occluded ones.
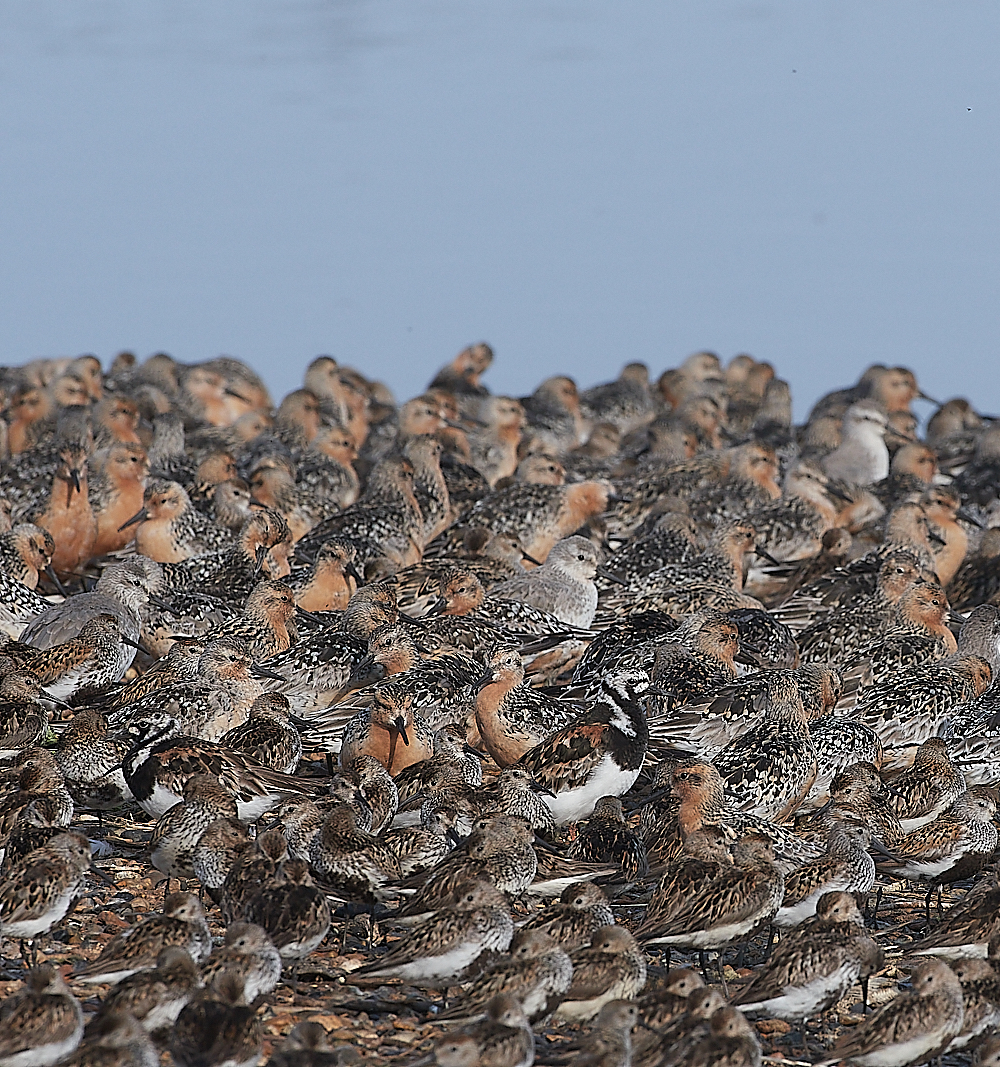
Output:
[0,346,998,1067]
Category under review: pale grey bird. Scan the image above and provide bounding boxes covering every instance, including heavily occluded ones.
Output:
[20,556,163,654]
[489,536,616,628]
[820,401,891,486]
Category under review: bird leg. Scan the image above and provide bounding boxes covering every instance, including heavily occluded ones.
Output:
[867,885,883,927]
[924,885,934,928]
[860,975,870,1013]
[699,950,709,982]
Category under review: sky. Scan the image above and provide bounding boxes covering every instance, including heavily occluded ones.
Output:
[1,1,998,419]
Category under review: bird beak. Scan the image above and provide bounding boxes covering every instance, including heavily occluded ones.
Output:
[147,594,174,610]
[869,838,901,862]
[345,561,364,585]
[473,671,495,689]
[825,483,855,503]
[117,507,148,532]
[252,663,286,682]
[45,565,67,597]
[89,863,118,887]
[249,497,267,508]
[754,548,781,566]
[69,468,82,494]
[927,529,947,547]
[957,508,986,529]
[121,636,146,652]
[425,597,447,617]
[393,716,410,747]
[736,642,767,667]
[224,387,250,402]
[445,828,464,847]
[295,607,325,624]
[521,551,542,566]
[623,785,673,811]
[595,566,629,588]
[918,391,941,404]
[253,544,268,576]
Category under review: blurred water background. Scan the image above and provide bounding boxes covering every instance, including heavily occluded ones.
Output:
[1,1,998,415]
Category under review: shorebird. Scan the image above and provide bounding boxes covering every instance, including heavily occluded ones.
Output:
[553,925,647,1022]
[20,555,162,650]
[338,682,435,774]
[54,708,132,811]
[486,766,554,834]
[425,994,534,1067]
[945,956,1000,1053]
[0,680,50,762]
[430,479,613,563]
[213,578,298,658]
[191,816,252,903]
[0,524,55,637]
[120,479,233,562]
[638,832,783,953]
[148,774,239,883]
[733,890,883,1020]
[818,958,963,1067]
[218,691,303,773]
[635,827,735,939]
[472,644,581,766]
[393,814,537,916]
[558,999,639,1067]
[774,820,875,928]
[668,759,825,873]
[858,655,993,762]
[0,830,92,946]
[488,535,610,628]
[876,787,999,909]
[799,572,931,679]
[8,613,138,703]
[220,829,290,923]
[713,670,818,822]
[307,804,401,902]
[794,762,903,849]
[75,892,212,984]
[112,637,274,742]
[61,1011,157,1067]
[170,974,263,1067]
[0,964,83,1067]
[889,736,967,832]
[515,881,615,952]
[567,795,648,880]
[632,986,728,1067]
[435,927,573,1024]
[351,880,513,983]
[821,400,891,486]
[382,805,462,876]
[915,875,1000,961]
[198,921,282,1002]
[244,857,332,973]
[267,1022,359,1067]
[350,753,398,832]
[90,946,200,1033]
[119,713,318,819]
[515,669,651,824]
[290,538,362,613]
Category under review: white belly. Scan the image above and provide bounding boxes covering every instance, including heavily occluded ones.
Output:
[544,755,640,824]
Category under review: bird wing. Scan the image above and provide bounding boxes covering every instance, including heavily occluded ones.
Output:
[0,997,79,1056]
[353,908,481,973]
[829,993,940,1060]
[562,950,624,1000]
[517,722,608,794]
[881,818,967,864]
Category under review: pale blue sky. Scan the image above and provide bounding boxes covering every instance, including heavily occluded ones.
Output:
[1,1,997,418]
